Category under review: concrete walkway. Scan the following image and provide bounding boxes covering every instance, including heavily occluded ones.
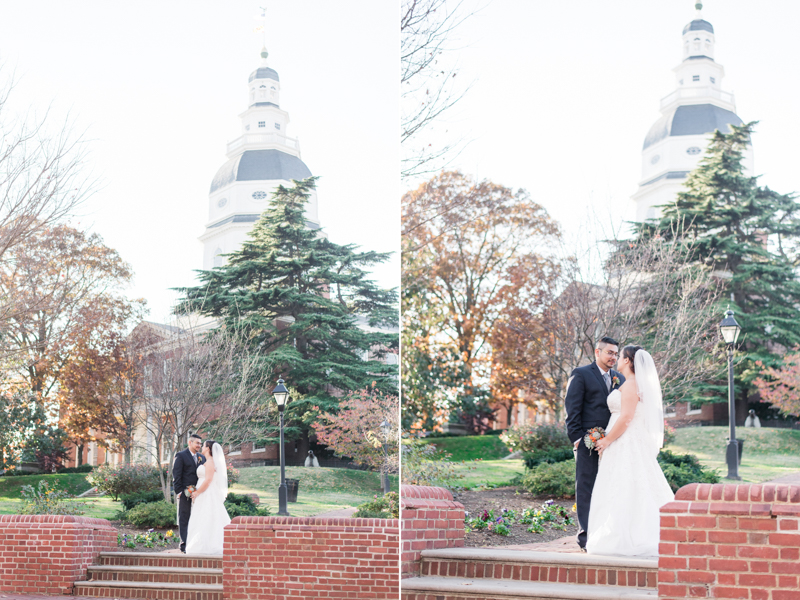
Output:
[312,507,357,518]
[764,471,800,485]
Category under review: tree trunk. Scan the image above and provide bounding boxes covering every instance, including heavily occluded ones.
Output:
[76,443,84,466]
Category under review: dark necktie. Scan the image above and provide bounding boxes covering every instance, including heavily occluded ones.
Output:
[604,371,611,392]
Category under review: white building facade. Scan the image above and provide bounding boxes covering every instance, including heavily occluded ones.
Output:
[199,48,320,269]
[632,4,753,222]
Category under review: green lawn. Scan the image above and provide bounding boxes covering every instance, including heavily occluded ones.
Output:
[232,466,398,517]
[0,473,122,518]
[670,426,800,484]
[421,435,513,461]
[450,459,525,490]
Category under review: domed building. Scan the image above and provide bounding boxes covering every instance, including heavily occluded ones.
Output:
[632,3,753,222]
[199,48,320,269]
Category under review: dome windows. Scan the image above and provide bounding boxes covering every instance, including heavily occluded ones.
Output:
[213,249,224,268]
[274,123,281,130]
[258,121,266,128]
[217,197,228,208]
[710,76,716,84]
[686,147,701,155]
[650,154,661,165]
[692,75,700,82]
[252,190,267,200]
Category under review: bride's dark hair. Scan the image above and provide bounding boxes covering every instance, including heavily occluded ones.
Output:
[622,345,644,373]
[204,440,217,456]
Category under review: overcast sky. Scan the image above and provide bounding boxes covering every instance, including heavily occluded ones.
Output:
[414,0,800,242]
[0,1,399,323]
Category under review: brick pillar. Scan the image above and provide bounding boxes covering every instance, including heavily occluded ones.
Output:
[0,515,116,595]
[659,483,800,600]
[401,484,465,578]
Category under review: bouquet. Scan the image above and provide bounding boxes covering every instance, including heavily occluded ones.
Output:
[584,427,606,454]
[185,485,197,498]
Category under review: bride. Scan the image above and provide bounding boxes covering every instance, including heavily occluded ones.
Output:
[586,345,674,557]
[185,441,232,555]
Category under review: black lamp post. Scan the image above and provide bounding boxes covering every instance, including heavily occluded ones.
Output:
[719,309,742,480]
[272,377,291,516]
[380,419,391,495]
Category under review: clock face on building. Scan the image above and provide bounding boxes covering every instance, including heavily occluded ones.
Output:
[650,154,661,164]
[686,147,701,155]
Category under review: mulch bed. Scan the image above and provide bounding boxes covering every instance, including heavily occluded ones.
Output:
[453,486,579,548]
[113,522,182,553]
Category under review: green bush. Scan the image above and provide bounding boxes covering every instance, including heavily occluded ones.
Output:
[522,460,575,498]
[122,501,176,528]
[401,437,476,489]
[657,450,720,492]
[121,490,166,511]
[57,465,94,474]
[2,469,43,477]
[224,493,271,518]
[18,479,87,515]
[501,423,571,454]
[87,464,162,500]
[353,492,399,519]
[523,447,574,469]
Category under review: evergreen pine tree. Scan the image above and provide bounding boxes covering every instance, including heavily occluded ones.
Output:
[177,178,398,432]
[636,122,800,416]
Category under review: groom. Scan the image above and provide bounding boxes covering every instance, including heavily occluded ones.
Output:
[173,434,205,554]
[565,336,625,551]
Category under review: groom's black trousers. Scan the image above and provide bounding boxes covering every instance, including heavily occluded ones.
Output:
[575,441,600,549]
[178,493,192,550]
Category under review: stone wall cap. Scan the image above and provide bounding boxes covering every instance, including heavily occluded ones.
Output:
[420,548,657,569]
[676,483,800,503]
[401,485,454,501]
[0,514,114,527]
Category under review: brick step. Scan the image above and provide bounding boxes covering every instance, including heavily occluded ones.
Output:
[420,549,658,589]
[87,565,223,585]
[98,552,223,569]
[401,577,658,600]
[73,580,222,600]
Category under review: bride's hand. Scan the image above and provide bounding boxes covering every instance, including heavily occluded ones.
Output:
[595,437,611,453]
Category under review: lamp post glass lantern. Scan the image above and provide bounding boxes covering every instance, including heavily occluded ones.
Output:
[272,378,291,515]
[719,310,742,480]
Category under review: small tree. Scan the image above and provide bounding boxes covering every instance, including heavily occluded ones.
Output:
[753,352,800,418]
[312,389,399,481]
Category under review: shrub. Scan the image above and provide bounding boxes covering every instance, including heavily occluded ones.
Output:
[657,450,720,492]
[501,423,571,454]
[87,464,162,500]
[523,446,574,469]
[401,437,476,489]
[227,463,240,485]
[2,469,43,477]
[18,480,87,515]
[121,490,167,511]
[663,421,677,446]
[353,492,399,519]
[522,460,575,498]
[223,493,270,518]
[57,464,94,474]
[122,501,177,528]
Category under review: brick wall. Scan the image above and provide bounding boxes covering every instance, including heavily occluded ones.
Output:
[223,515,399,599]
[0,514,116,595]
[401,485,465,578]
[659,482,800,600]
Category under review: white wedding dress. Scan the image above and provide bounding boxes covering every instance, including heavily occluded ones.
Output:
[586,387,674,557]
[185,445,231,555]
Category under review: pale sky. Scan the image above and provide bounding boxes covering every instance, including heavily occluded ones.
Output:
[413,0,800,242]
[0,1,399,323]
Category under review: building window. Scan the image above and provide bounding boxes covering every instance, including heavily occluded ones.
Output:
[217,197,227,208]
[686,402,703,416]
[686,146,701,155]
[228,443,242,456]
[665,404,677,418]
[245,124,250,131]
[692,75,700,82]
[650,154,660,165]
[274,123,281,130]
[258,121,265,128]
[213,248,224,268]
[710,76,716,84]
[252,440,266,453]
[252,190,267,200]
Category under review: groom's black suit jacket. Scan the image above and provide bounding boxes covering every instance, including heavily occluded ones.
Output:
[565,362,626,444]
[172,448,205,496]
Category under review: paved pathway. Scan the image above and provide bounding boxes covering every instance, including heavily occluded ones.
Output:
[312,507,357,518]
[764,471,800,485]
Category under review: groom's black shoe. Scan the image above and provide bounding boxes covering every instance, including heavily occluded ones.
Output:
[180,544,186,554]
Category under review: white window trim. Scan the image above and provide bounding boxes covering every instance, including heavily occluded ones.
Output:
[228,444,242,456]
[686,401,703,416]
